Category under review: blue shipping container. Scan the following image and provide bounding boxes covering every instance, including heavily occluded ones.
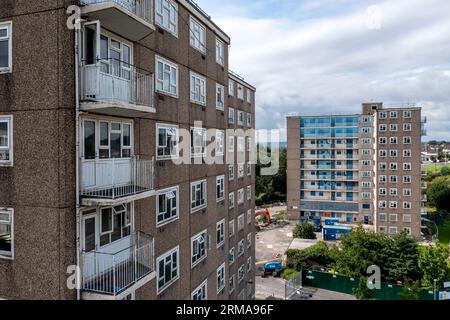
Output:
[324,218,340,226]
[323,225,352,241]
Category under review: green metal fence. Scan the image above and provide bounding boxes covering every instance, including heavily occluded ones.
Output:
[302,270,435,300]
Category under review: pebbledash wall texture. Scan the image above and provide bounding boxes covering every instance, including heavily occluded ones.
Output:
[0,0,256,300]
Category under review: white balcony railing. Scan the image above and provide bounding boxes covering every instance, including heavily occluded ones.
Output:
[82,59,154,110]
[81,157,154,200]
[81,0,153,24]
[82,232,154,296]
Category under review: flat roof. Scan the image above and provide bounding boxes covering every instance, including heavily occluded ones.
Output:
[229,72,256,91]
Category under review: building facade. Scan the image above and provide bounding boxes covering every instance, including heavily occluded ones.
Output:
[0,0,256,300]
[287,103,425,238]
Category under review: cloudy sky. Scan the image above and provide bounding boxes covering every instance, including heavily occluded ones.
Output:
[195,0,450,141]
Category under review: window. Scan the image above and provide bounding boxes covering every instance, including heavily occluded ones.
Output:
[228,136,235,153]
[403,136,412,145]
[228,165,235,181]
[379,175,387,183]
[217,219,225,248]
[237,84,244,100]
[362,182,372,188]
[238,239,245,257]
[403,188,412,196]
[379,124,387,131]
[390,163,398,170]
[157,124,178,160]
[403,149,412,157]
[229,275,236,293]
[403,227,411,235]
[237,137,245,152]
[379,162,387,170]
[237,111,244,126]
[247,89,252,103]
[157,246,179,294]
[229,80,234,96]
[379,201,387,209]
[390,188,398,196]
[390,149,398,157]
[238,163,245,178]
[0,116,13,165]
[216,38,224,65]
[229,192,235,209]
[216,130,224,156]
[390,124,398,132]
[155,0,178,35]
[389,214,398,222]
[190,72,206,105]
[228,108,235,124]
[192,280,207,301]
[403,123,412,131]
[99,204,132,247]
[229,247,236,265]
[389,227,398,235]
[379,226,387,233]
[403,163,412,171]
[362,149,371,156]
[361,127,372,134]
[403,176,412,183]
[191,127,206,157]
[238,214,245,231]
[156,56,178,96]
[0,22,12,72]
[83,119,133,160]
[362,138,371,145]
[247,162,252,176]
[189,16,205,53]
[238,265,245,283]
[379,188,387,196]
[229,220,235,237]
[246,114,252,127]
[191,180,207,212]
[403,110,412,118]
[403,214,412,223]
[217,263,226,293]
[379,112,387,119]
[390,137,398,144]
[379,150,387,157]
[379,137,387,144]
[390,175,398,183]
[157,187,179,226]
[205,171,220,201]
[216,84,225,110]
[237,189,244,204]
[389,201,398,209]
[390,111,398,118]
[192,230,207,267]
[247,233,252,248]
[247,209,252,225]
[403,202,412,209]
[247,257,253,272]
[362,192,372,200]
[247,186,252,201]
[0,208,13,258]
[379,213,387,222]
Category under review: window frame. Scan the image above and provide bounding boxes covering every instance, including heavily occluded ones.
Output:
[156,186,179,227]
[0,115,13,166]
[155,0,178,36]
[191,180,207,213]
[216,219,226,248]
[191,229,208,267]
[0,21,12,73]
[157,246,180,294]
[155,55,179,97]
[191,127,206,157]
[228,80,234,96]
[156,123,179,160]
[216,175,225,202]
[189,16,206,54]
[217,263,226,294]
[229,219,235,237]
[192,279,208,301]
[216,38,224,66]
[0,208,13,259]
[216,83,225,110]
[190,71,206,105]
[228,192,235,209]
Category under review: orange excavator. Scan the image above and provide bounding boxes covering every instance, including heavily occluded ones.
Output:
[255,208,271,226]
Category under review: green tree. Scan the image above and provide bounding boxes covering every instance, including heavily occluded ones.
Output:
[334,226,389,278]
[427,176,450,212]
[353,277,375,300]
[418,243,450,289]
[401,279,421,300]
[293,222,317,240]
[383,231,421,283]
[286,241,336,271]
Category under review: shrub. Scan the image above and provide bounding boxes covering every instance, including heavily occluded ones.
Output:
[293,222,317,240]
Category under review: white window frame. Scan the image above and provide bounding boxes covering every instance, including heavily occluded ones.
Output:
[217,219,225,248]
[238,265,245,283]
[0,115,13,166]
[155,0,178,36]
[403,202,412,210]
[0,208,13,259]
[228,80,234,96]
[191,127,206,157]
[247,209,252,225]
[228,107,235,124]
[191,180,207,212]
[238,239,245,257]
[390,111,398,119]
[228,136,235,153]
[189,16,206,54]
[237,188,244,204]
[403,149,412,157]
[237,137,245,152]
[229,192,235,209]
[403,136,412,145]
[216,83,225,110]
[157,246,180,294]
[192,279,208,300]
[247,89,252,103]
[389,214,398,222]
[247,186,252,201]
[403,214,412,223]
[229,275,236,293]
[379,213,387,222]
[238,214,245,231]
[216,175,225,202]
[247,257,253,272]
[403,110,412,118]
[216,130,224,156]
[190,72,206,105]
[229,219,235,237]
[403,188,412,197]
[389,201,398,209]
[379,111,387,119]
[229,247,236,265]
[228,165,235,181]
[238,163,245,178]
[156,186,179,227]
[390,124,398,132]
[247,233,252,249]
[156,123,178,160]
[237,84,244,100]
[217,263,226,294]
[0,22,12,73]
[191,230,208,267]
[403,123,412,131]
[403,163,412,171]
[156,55,178,97]
[247,162,252,176]
[246,114,252,127]
[216,38,224,66]
[237,111,244,126]
[389,227,398,235]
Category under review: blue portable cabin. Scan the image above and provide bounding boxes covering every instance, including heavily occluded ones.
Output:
[324,218,340,226]
[323,225,352,241]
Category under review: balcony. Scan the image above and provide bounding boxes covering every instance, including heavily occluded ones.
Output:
[81,59,155,117]
[80,157,154,206]
[80,0,155,41]
[421,128,427,136]
[421,181,428,189]
[421,116,427,124]
[82,232,155,300]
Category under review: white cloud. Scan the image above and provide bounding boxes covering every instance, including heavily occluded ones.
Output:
[197,0,450,140]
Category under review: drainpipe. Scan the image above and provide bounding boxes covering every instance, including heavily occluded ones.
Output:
[74,24,81,301]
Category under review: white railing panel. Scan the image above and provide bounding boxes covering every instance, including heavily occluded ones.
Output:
[80,0,153,24]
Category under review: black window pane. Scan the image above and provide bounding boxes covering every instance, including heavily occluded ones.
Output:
[84,121,96,159]
[0,40,8,67]
[110,132,121,158]
[100,122,109,146]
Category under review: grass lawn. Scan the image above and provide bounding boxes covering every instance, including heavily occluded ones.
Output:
[425,164,450,173]
[438,218,450,246]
